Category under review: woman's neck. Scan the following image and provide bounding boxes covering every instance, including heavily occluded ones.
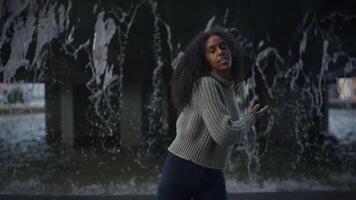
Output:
[212,70,230,80]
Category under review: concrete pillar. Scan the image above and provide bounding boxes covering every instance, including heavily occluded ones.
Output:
[60,83,74,145]
[45,82,75,145]
[120,82,143,146]
[72,84,94,146]
[45,83,61,143]
[324,82,333,134]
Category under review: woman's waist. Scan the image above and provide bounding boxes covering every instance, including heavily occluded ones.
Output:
[167,140,230,170]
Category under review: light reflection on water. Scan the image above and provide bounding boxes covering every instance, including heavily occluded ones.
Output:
[0,113,46,151]
[0,110,355,194]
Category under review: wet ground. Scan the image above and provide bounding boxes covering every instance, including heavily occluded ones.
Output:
[0,191,355,200]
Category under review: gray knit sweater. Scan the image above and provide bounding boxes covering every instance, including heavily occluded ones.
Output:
[168,72,256,170]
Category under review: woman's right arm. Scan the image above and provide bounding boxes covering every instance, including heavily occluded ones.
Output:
[197,77,256,146]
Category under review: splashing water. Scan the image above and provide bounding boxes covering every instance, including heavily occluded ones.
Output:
[229,11,356,179]
[0,0,355,194]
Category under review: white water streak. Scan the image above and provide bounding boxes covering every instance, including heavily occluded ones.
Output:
[92,12,117,88]
[2,9,36,81]
[204,16,216,32]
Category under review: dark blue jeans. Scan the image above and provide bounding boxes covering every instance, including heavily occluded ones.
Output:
[157,151,227,200]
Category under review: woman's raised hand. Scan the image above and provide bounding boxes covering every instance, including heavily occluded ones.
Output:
[249,104,268,120]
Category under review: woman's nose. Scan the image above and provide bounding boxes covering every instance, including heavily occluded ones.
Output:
[217,47,223,55]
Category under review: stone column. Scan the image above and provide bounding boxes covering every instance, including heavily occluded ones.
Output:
[120,82,143,146]
[60,83,74,145]
[45,82,75,145]
[45,83,61,143]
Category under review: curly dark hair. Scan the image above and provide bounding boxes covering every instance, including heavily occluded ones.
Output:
[170,27,245,112]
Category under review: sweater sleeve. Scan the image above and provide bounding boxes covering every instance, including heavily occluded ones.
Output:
[198,77,256,146]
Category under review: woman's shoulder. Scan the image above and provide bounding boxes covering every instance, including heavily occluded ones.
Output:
[191,76,221,107]
[199,75,219,86]
[195,75,223,96]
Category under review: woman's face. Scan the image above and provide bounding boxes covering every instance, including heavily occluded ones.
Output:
[204,34,232,75]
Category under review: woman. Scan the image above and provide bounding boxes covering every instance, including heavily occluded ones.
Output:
[157,27,268,200]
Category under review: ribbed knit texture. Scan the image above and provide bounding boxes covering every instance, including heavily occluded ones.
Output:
[168,72,256,170]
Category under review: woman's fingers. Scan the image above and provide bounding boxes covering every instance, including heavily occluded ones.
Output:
[252,104,260,111]
[257,105,268,114]
[250,104,269,120]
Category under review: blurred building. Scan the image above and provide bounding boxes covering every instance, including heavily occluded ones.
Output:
[328,77,356,106]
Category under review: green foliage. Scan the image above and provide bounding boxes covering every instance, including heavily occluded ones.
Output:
[7,87,24,104]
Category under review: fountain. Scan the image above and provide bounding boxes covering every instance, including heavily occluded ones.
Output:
[0,0,355,195]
